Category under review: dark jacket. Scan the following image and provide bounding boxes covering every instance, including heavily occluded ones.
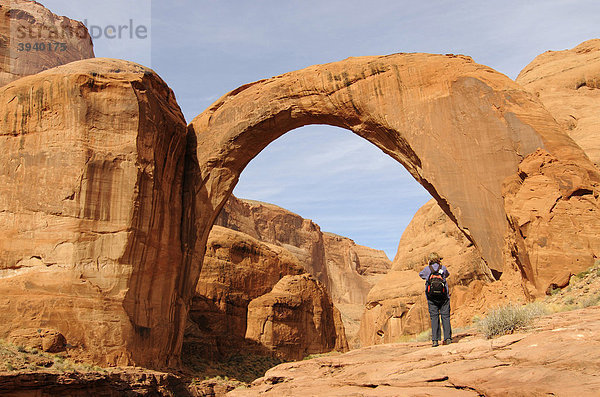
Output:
[419,262,450,299]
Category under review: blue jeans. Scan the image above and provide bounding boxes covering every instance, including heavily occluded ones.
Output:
[427,298,452,341]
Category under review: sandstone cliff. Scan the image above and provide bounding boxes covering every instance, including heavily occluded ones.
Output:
[0,0,94,87]
[212,195,391,348]
[215,196,330,287]
[516,39,600,167]
[185,225,306,359]
[503,148,600,294]
[0,58,188,367]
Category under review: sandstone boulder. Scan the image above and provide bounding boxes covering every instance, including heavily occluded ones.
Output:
[8,328,66,353]
[516,39,600,167]
[0,0,94,87]
[0,58,187,367]
[245,274,348,360]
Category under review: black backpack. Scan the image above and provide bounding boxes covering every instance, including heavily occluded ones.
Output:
[425,264,447,301]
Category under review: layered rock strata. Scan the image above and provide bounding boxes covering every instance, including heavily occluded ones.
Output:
[209,196,390,348]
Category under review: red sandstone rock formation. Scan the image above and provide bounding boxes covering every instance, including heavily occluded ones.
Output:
[517,39,600,167]
[215,196,330,287]
[0,0,94,87]
[186,52,593,289]
[245,274,348,360]
[503,148,600,295]
[0,58,187,367]
[211,196,390,349]
[1,0,599,367]
[186,225,305,358]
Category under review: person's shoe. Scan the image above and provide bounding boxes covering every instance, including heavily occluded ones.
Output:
[432,340,439,347]
[444,338,452,345]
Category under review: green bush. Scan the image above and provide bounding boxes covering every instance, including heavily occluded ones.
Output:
[477,303,547,339]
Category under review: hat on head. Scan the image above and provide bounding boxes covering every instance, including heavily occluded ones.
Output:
[427,252,442,265]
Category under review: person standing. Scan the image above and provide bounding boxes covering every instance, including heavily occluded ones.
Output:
[419,252,452,347]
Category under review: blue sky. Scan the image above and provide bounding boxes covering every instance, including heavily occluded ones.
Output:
[43,0,600,258]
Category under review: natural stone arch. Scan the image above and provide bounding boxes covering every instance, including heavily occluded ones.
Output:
[184,52,588,301]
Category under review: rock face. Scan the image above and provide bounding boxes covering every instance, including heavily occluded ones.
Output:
[0,0,94,87]
[245,274,348,360]
[0,58,188,367]
[503,148,600,295]
[211,196,390,348]
[323,232,389,304]
[215,196,330,287]
[186,225,306,359]
[359,270,429,346]
[8,328,67,353]
[232,306,600,396]
[0,369,191,396]
[393,199,493,284]
[516,39,600,167]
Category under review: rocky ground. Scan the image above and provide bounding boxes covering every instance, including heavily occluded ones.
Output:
[230,305,600,396]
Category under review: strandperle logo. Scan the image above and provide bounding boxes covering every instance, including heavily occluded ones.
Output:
[84,19,148,40]
[14,19,149,40]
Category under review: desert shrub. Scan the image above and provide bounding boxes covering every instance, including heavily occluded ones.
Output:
[477,303,547,339]
[582,294,600,308]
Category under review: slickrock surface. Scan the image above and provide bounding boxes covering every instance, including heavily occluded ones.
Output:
[516,39,600,167]
[0,0,94,87]
[231,306,600,396]
[246,274,348,361]
[0,58,188,367]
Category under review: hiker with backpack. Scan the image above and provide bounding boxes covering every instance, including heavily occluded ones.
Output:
[419,252,452,347]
